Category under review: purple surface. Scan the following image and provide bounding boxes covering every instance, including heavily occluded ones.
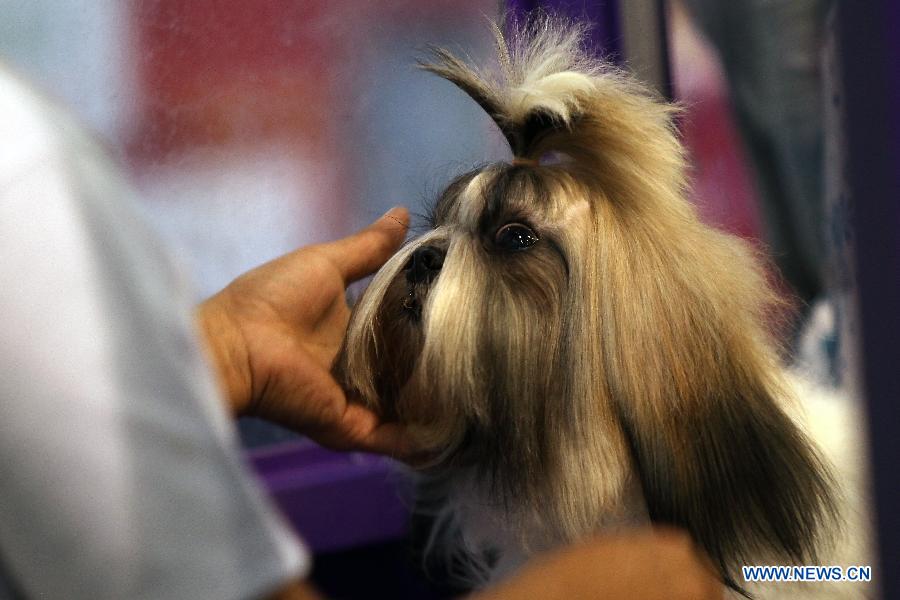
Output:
[249,440,412,553]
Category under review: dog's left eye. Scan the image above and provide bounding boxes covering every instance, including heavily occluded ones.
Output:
[495,223,539,251]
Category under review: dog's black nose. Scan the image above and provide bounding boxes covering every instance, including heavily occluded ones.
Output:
[405,245,444,285]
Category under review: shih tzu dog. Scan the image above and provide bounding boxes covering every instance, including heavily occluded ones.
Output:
[336,15,871,598]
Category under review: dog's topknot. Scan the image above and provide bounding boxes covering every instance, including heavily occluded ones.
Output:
[420,14,687,213]
[420,16,599,159]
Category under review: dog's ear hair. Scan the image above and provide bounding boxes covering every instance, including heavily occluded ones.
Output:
[599,223,838,594]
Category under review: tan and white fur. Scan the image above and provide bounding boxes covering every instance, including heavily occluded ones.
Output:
[335,15,872,598]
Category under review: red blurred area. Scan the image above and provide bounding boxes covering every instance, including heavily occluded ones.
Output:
[129,0,338,158]
[127,1,481,157]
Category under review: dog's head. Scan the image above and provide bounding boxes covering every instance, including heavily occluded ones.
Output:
[335,16,835,590]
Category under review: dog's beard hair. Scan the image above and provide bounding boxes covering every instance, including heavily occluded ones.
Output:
[335,14,838,595]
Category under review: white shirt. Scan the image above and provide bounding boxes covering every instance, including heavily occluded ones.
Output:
[0,65,308,599]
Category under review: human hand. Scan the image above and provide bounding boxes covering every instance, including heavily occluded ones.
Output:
[197,207,413,457]
[473,528,722,600]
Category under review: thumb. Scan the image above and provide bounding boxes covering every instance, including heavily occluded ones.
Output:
[321,206,409,283]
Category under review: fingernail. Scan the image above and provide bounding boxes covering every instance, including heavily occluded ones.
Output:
[381,206,409,225]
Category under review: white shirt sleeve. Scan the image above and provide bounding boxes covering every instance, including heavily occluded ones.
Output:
[0,66,309,600]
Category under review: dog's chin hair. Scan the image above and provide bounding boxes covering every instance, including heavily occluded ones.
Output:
[334,13,840,595]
